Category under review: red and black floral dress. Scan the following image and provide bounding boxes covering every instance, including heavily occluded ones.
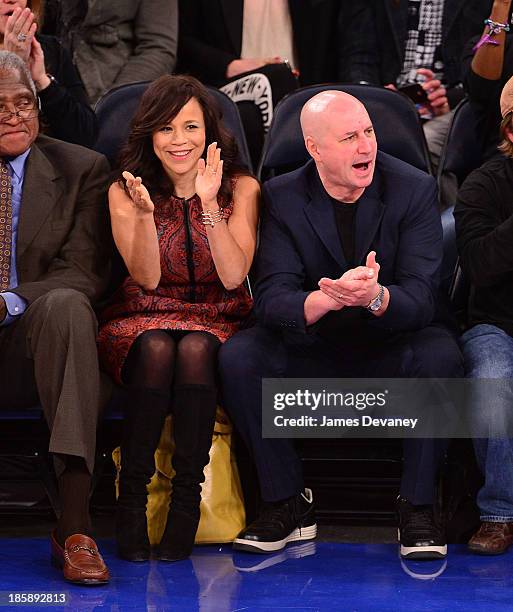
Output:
[98,192,253,384]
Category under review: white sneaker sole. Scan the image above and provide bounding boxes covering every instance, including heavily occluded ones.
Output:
[233,524,317,554]
[399,542,447,560]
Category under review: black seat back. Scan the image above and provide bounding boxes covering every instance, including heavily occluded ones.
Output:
[94,81,252,171]
[439,98,482,186]
[258,83,432,181]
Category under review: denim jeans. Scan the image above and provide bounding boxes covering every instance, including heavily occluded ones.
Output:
[460,324,513,522]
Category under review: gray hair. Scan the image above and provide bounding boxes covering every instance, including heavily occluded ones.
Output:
[0,50,37,98]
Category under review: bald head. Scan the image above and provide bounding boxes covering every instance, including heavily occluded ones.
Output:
[300,91,368,141]
[299,90,377,202]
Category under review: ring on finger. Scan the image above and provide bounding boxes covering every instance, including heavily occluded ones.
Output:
[17,32,28,42]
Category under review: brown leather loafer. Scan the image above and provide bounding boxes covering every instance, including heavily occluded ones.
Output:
[468,522,513,555]
[51,532,110,585]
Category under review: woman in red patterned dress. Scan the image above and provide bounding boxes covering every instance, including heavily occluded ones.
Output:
[97,75,260,562]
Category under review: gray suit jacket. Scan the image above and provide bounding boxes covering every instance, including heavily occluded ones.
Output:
[13,134,111,306]
[63,0,178,104]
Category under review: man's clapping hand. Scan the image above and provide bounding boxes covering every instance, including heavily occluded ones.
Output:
[318,251,381,309]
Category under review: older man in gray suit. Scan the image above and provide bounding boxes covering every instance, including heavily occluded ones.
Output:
[0,51,110,584]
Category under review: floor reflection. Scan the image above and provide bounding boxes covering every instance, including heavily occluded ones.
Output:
[1,539,513,611]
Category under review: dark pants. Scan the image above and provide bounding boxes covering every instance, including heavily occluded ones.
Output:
[0,288,111,475]
[219,324,463,505]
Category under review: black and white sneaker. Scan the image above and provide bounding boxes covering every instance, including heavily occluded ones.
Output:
[397,497,447,560]
[233,488,317,554]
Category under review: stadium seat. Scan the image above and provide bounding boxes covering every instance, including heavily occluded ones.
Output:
[449,263,470,330]
[441,205,457,297]
[443,207,470,330]
[437,99,482,209]
[94,81,253,172]
[258,83,432,181]
[437,100,481,321]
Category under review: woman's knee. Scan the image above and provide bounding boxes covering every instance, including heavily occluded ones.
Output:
[177,332,220,361]
[131,330,176,365]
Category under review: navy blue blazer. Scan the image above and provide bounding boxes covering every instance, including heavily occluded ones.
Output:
[254,152,442,342]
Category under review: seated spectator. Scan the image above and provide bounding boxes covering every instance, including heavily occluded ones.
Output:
[462,0,513,161]
[0,51,111,583]
[47,0,178,105]
[0,0,96,147]
[97,75,259,563]
[177,0,341,166]
[177,0,340,88]
[219,90,463,560]
[338,0,491,168]
[454,75,513,555]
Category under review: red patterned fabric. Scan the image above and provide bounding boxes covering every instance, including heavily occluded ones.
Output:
[98,193,253,384]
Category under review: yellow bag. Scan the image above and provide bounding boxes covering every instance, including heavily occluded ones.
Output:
[113,407,246,545]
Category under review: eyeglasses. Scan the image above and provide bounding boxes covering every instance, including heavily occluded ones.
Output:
[0,98,40,124]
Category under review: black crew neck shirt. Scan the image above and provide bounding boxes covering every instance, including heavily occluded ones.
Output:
[331,197,358,267]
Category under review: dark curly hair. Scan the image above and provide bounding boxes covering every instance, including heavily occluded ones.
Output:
[117,75,249,205]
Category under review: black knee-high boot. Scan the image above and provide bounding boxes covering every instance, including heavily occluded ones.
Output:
[156,384,217,561]
[117,387,169,562]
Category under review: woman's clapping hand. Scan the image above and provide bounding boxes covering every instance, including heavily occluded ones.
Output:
[4,7,37,63]
[195,142,223,206]
[122,171,155,214]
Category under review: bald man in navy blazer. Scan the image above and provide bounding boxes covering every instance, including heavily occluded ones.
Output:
[220,90,463,560]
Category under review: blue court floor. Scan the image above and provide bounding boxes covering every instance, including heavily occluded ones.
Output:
[1,539,512,611]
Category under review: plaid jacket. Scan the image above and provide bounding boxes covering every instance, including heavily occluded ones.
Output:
[338,0,492,105]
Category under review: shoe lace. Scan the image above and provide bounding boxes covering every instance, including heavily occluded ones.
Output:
[257,501,290,528]
[405,506,439,539]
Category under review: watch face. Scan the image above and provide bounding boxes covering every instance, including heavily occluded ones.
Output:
[369,299,382,311]
[367,284,384,311]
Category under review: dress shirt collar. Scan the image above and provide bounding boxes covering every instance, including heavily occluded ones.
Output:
[4,148,31,181]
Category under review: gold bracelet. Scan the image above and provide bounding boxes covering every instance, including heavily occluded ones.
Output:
[201,208,225,227]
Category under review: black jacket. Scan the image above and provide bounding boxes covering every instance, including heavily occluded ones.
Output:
[177,0,340,87]
[454,155,513,337]
[338,0,492,108]
[38,34,97,148]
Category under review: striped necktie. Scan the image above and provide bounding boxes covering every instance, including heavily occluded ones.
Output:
[0,159,13,291]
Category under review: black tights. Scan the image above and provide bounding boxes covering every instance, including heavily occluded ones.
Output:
[122,329,221,397]
[119,330,220,526]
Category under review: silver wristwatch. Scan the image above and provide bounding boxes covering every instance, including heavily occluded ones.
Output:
[366,283,384,312]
